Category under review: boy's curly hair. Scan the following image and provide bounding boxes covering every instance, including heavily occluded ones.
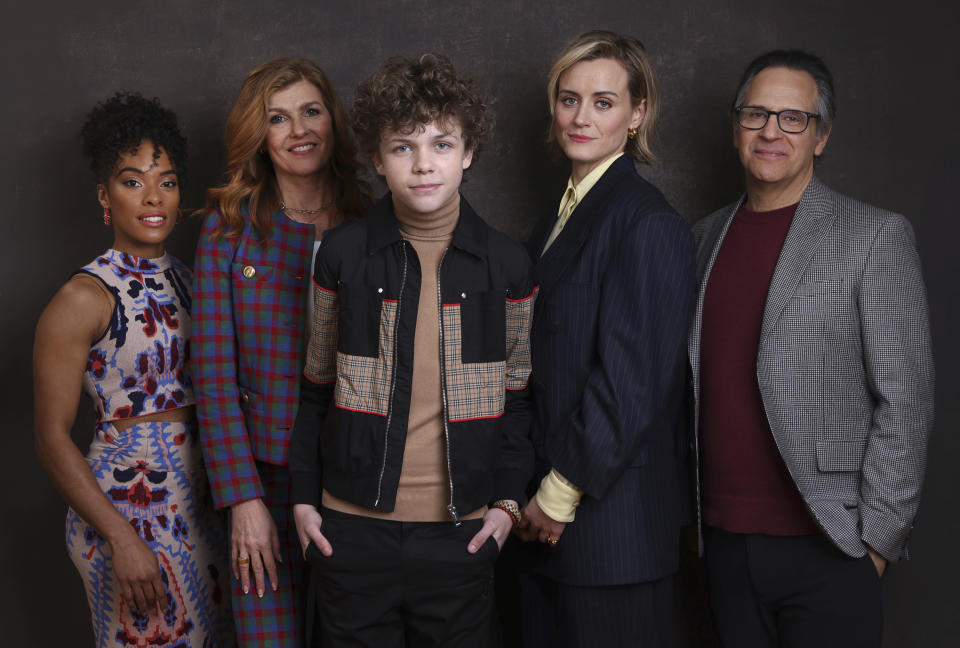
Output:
[81,91,187,183]
[352,53,492,161]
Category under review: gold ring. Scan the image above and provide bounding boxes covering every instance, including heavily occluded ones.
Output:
[547,536,559,547]
[238,556,250,565]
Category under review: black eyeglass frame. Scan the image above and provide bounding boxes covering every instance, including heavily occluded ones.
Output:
[733,106,821,134]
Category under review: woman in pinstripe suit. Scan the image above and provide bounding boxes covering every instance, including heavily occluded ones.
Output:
[515,31,695,647]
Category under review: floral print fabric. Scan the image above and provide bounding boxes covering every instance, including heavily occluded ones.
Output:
[79,249,195,423]
[66,420,234,647]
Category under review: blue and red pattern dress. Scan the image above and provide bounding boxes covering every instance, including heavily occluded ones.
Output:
[65,249,235,648]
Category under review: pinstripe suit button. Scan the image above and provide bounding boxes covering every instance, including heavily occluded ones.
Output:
[242,265,256,279]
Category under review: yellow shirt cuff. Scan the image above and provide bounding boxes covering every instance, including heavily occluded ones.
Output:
[536,469,584,523]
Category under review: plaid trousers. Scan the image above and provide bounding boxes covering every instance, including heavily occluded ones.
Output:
[229,462,307,648]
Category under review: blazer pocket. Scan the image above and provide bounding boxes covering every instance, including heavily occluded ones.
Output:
[232,262,275,285]
[794,277,843,298]
[815,438,867,472]
[544,282,597,334]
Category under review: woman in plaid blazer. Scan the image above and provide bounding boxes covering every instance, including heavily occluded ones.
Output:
[192,58,368,647]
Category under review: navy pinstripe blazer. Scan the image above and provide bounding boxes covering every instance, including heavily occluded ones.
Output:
[688,177,935,561]
[525,155,696,585]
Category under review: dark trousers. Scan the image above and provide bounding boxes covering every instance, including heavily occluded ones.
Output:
[704,527,883,648]
[517,568,676,648]
[305,508,499,648]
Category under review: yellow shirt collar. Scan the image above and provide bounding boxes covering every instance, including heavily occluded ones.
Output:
[558,152,625,217]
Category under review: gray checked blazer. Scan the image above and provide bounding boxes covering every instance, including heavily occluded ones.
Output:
[687,176,934,562]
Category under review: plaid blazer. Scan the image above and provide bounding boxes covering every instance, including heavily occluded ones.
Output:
[688,177,935,561]
[193,208,314,509]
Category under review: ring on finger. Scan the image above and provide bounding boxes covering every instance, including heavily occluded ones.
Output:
[237,555,250,565]
[546,536,559,547]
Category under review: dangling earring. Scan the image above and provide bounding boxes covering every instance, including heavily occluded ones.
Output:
[177,208,183,224]
[103,207,111,226]
[627,127,638,140]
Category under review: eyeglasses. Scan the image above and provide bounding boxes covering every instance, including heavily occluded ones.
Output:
[734,106,821,134]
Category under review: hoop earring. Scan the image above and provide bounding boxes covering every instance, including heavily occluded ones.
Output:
[627,127,638,140]
[103,207,111,226]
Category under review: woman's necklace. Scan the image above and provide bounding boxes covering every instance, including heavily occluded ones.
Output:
[279,199,332,216]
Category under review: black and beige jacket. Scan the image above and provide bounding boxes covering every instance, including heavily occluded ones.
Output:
[290,194,536,521]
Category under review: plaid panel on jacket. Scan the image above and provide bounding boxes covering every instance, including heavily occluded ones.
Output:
[193,209,314,509]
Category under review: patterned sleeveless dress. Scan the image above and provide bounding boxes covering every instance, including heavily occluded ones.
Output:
[64,249,235,647]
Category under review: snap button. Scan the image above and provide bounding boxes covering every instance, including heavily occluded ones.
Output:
[242,265,256,279]
[461,292,466,299]
[377,287,384,294]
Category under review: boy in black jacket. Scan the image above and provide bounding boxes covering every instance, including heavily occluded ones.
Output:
[290,53,535,647]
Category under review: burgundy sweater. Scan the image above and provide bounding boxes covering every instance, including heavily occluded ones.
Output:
[699,201,820,535]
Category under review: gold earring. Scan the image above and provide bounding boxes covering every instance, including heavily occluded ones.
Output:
[627,127,638,140]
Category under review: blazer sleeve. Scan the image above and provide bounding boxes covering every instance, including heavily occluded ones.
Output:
[289,241,339,508]
[549,209,696,500]
[857,214,935,561]
[496,251,537,504]
[193,212,265,509]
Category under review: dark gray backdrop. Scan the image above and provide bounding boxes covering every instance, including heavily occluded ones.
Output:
[4,1,957,646]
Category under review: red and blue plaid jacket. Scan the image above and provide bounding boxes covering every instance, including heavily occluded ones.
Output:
[193,208,314,509]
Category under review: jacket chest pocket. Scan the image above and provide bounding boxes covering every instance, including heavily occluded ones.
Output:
[233,262,276,293]
[457,289,506,363]
[338,282,384,358]
[233,263,299,327]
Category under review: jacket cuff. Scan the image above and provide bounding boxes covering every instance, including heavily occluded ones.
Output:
[290,470,322,508]
[860,503,909,562]
[207,462,266,510]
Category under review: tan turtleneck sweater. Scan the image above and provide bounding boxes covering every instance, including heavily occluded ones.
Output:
[323,194,484,521]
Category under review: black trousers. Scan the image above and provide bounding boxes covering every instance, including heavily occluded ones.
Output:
[517,568,676,648]
[704,527,883,648]
[305,508,499,648]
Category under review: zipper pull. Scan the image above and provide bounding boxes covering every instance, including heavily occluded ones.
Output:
[448,503,461,526]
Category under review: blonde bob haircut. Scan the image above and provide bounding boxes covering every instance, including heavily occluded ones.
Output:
[206,58,368,240]
[547,30,660,165]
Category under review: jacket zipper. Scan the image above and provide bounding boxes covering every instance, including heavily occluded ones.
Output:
[374,241,408,508]
[435,248,460,524]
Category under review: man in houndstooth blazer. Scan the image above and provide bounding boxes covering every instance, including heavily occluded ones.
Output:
[688,50,934,647]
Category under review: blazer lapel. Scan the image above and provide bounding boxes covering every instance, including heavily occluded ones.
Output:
[688,200,741,380]
[526,201,558,261]
[533,156,634,295]
[759,176,836,340]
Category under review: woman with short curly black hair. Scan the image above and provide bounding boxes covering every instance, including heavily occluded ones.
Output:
[34,92,234,647]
